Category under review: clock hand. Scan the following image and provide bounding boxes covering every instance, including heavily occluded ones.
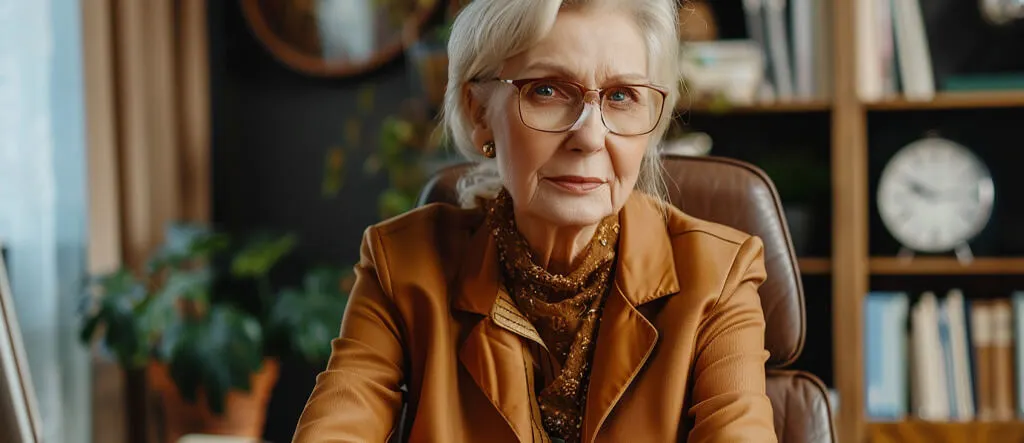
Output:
[905,178,938,200]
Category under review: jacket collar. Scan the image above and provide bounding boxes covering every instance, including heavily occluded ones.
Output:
[452,192,680,315]
[453,192,680,442]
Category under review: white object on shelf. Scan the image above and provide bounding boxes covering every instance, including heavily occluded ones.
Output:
[660,132,713,157]
[679,40,765,105]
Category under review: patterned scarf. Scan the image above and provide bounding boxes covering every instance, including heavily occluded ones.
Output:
[485,189,619,443]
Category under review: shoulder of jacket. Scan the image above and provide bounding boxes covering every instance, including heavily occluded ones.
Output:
[660,205,765,295]
[663,203,754,248]
[361,203,482,291]
[364,203,483,258]
[371,202,480,236]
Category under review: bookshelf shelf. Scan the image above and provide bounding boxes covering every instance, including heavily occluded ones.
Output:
[869,257,1024,276]
[867,420,1024,443]
[865,91,1024,111]
[677,99,832,114]
[799,257,832,275]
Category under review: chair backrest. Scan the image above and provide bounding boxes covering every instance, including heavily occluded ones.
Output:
[417,154,805,368]
[0,243,41,443]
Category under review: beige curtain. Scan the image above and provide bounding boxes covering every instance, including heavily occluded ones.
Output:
[81,1,211,441]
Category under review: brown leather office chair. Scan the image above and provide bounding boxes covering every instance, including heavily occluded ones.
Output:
[417,154,836,443]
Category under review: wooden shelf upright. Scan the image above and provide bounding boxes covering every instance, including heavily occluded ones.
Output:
[831,0,870,440]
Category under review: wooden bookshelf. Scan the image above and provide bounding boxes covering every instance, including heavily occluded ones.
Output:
[606,1,1024,442]
[865,91,1024,111]
[823,1,1024,440]
[867,420,1024,443]
[670,3,1024,439]
[870,257,1024,276]
[799,257,832,275]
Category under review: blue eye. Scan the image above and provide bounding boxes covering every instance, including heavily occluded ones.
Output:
[609,91,628,102]
[534,85,555,97]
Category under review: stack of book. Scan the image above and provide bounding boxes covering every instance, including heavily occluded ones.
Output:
[865,290,1024,421]
[857,0,1024,101]
[740,0,832,101]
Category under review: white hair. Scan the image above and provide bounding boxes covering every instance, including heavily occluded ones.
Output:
[440,0,682,208]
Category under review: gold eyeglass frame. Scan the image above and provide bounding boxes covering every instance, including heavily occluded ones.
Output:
[478,77,670,136]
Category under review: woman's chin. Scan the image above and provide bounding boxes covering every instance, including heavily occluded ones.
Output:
[527,194,614,228]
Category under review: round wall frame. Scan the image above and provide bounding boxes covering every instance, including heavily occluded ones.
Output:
[240,0,441,78]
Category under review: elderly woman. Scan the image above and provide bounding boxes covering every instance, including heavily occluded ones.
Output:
[293,0,776,442]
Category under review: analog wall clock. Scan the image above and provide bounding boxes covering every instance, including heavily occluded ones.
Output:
[876,136,995,257]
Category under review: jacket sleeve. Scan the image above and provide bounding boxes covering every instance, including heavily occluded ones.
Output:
[293,227,406,443]
[686,235,778,443]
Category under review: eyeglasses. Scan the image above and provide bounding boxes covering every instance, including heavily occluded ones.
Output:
[480,77,668,136]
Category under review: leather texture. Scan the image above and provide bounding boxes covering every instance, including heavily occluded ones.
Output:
[766,370,837,443]
[419,154,805,367]
[295,189,778,442]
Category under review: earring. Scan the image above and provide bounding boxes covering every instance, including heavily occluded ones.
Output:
[482,141,496,158]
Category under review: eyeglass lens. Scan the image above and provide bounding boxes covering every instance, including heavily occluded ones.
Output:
[517,79,664,135]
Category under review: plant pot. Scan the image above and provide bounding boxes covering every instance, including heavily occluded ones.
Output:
[147,359,280,443]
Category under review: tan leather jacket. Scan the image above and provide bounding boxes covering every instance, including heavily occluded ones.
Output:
[293,193,777,443]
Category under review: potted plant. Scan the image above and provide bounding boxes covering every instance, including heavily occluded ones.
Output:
[79,223,351,443]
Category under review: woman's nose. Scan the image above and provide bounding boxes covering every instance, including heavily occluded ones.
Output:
[567,102,607,153]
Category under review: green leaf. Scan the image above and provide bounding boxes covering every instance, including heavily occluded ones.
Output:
[147,223,229,272]
[164,306,263,415]
[140,267,213,354]
[160,267,213,303]
[79,314,100,345]
[269,267,351,364]
[79,268,148,368]
[230,234,297,279]
[379,189,415,219]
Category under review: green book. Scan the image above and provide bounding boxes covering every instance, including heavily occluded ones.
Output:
[943,74,1024,92]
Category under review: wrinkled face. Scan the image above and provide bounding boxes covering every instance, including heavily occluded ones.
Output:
[472,7,657,228]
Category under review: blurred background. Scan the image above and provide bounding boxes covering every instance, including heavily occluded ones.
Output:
[1,0,1023,442]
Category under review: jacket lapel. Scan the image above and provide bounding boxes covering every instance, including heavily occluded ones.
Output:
[453,194,681,443]
[453,220,534,442]
[582,195,680,443]
[459,315,535,442]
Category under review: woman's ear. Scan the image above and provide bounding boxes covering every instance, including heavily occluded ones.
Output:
[464,85,494,148]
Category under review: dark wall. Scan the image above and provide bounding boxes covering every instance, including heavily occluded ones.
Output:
[210,1,416,269]
[208,2,421,441]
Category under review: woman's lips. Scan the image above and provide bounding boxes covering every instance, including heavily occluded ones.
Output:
[544,176,606,194]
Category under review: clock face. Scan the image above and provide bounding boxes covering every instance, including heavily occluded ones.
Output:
[877,137,995,253]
